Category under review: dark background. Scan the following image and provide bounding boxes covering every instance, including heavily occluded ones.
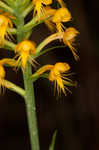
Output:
[0,0,99,149]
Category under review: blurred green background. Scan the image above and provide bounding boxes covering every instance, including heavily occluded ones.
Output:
[0,0,99,150]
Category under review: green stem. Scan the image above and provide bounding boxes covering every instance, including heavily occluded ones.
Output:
[4,40,16,50]
[16,13,40,150]
[5,80,25,98]
[36,32,63,53]
[24,17,38,31]
[23,16,48,32]
[22,2,33,18]
[24,30,33,40]
[23,63,40,150]
[0,1,14,13]
[17,17,25,42]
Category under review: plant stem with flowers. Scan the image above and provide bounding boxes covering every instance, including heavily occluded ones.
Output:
[0,0,79,150]
[15,8,40,150]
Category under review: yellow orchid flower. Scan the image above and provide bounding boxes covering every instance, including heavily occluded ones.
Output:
[52,7,71,32]
[39,6,56,31]
[37,27,79,60]
[39,7,71,32]
[0,58,15,92]
[15,40,37,68]
[0,11,15,45]
[34,62,74,95]
[63,27,79,60]
[32,0,52,17]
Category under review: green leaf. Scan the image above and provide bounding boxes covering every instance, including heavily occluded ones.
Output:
[49,130,57,150]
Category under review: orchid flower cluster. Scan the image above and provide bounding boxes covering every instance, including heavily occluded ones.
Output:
[0,0,79,96]
[0,0,79,149]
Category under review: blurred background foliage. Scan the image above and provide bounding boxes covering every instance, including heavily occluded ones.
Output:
[0,0,99,150]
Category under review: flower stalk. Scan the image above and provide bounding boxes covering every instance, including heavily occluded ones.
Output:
[23,63,40,150]
[36,32,63,53]
[4,80,25,98]
[0,0,79,150]
[22,2,33,18]
[0,1,14,14]
[16,12,40,150]
[24,16,38,31]
[4,40,16,50]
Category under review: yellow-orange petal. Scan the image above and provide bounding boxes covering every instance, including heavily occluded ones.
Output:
[15,40,37,68]
[63,27,79,60]
[15,40,36,54]
[63,27,79,42]
[54,62,70,73]
[33,0,52,16]
[0,14,13,45]
[0,65,5,79]
[42,0,52,5]
[52,7,71,23]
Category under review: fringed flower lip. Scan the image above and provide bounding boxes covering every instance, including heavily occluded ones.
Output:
[0,58,16,93]
[14,40,38,69]
[39,7,72,33]
[39,6,56,32]
[36,27,79,61]
[52,7,72,32]
[32,0,52,17]
[32,62,76,95]
[63,27,80,60]
[0,12,15,45]
[55,27,79,60]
